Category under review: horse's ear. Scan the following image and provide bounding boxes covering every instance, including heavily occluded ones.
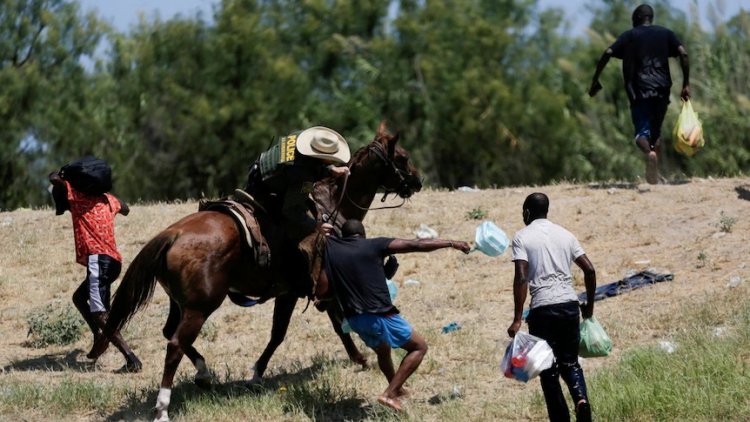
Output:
[387,132,399,157]
[377,120,388,137]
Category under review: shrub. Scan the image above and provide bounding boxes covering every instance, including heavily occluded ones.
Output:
[26,304,85,348]
[465,207,488,220]
[717,211,737,233]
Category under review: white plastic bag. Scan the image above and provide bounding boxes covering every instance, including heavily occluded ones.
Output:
[414,223,438,239]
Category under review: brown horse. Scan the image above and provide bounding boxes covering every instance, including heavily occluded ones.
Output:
[92,123,421,421]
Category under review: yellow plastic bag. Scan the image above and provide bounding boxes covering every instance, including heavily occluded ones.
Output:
[672,100,704,156]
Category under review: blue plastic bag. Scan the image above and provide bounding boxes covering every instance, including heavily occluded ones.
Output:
[474,221,509,257]
[386,279,398,302]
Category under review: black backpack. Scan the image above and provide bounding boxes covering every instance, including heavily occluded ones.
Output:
[60,156,113,195]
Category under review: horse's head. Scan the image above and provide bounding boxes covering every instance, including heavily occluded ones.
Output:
[314,122,422,223]
[363,121,422,199]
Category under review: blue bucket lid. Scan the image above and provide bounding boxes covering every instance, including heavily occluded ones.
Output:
[474,221,509,257]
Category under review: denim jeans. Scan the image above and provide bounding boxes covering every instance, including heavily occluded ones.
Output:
[630,96,670,149]
[528,301,589,422]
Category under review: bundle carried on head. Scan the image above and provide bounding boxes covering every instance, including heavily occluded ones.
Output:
[60,156,113,195]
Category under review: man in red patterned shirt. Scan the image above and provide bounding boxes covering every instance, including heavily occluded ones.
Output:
[49,170,141,372]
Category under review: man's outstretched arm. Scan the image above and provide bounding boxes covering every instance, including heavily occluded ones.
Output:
[589,48,613,97]
[386,238,471,255]
[678,45,690,100]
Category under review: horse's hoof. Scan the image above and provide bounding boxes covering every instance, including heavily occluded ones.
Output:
[116,354,142,373]
[152,408,170,422]
[87,338,110,360]
[242,376,264,392]
[194,376,212,390]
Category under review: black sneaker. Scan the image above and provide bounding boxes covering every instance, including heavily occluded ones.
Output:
[576,401,592,422]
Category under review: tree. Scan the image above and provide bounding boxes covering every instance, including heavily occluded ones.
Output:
[0,0,105,209]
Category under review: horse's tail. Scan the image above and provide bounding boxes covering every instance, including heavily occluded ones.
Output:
[104,230,178,337]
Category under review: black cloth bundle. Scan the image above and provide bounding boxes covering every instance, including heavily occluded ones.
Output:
[60,156,112,196]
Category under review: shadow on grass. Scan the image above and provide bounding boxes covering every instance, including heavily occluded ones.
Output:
[105,358,377,422]
[2,349,94,372]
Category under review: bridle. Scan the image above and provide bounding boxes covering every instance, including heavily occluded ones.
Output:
[343,142,415,211]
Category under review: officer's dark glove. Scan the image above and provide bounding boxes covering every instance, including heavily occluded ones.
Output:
[384,255,399,279]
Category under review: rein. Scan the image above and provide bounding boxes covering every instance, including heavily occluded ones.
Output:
[342,142,410,211]
[344,190,406,211]
[324,140,409,222]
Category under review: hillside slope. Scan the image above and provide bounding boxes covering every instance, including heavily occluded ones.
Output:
[0,177,748,421]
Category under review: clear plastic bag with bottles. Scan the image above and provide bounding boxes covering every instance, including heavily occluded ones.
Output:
[501,331,554,382]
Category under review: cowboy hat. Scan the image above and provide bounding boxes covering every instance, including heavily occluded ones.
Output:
[296,126,351,164]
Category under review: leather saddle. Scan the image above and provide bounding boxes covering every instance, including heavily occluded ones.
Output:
[198,189,271,268]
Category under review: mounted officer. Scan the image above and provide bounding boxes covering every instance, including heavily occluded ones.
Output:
[243,126,351,296]
[245,126,351,239]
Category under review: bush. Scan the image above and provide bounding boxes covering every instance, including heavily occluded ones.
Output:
[26,304,85,348]
[465,207,488,220]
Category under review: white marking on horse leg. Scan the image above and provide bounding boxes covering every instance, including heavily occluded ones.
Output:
[195,358,210,382]
[153,388,171,422]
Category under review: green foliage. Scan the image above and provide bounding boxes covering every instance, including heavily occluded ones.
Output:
[26,303,85,347]
[465,207,487,220]
[696,250,707,268]
[1,0,749,210]
[0,0,107,210]
[717,211,737,233]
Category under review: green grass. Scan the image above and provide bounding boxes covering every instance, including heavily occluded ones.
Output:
[585,289,750,421]
[0,377,115,418]
[6,292,750,421]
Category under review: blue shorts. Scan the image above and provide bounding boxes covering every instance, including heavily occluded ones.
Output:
[630,97,669,148]
[348,313,413,349]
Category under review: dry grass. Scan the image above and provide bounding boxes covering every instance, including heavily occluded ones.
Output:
[1,177,749,421]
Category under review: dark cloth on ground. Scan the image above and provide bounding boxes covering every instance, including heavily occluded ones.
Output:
[324,236,396,317]
[578,270,674,305]
[528,301,588,422]
[609,25,682,103]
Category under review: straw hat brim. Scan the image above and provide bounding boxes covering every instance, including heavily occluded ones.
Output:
[296,126,351,164]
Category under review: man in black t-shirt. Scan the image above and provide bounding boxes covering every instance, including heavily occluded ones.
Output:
[588,4,690,184]
[319,219,470,411]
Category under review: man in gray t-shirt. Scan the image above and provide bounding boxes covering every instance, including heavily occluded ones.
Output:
[507,193,597,422]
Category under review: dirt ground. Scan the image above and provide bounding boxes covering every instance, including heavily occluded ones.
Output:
[1,177,748,421]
